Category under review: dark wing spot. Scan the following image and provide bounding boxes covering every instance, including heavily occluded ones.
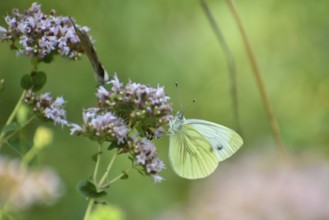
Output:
[217,145,223,151]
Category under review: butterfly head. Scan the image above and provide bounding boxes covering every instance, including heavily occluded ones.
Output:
[176,111,184,120]
[169,111,185,133]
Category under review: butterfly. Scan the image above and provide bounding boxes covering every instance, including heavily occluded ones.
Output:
[168,111,243,179]
[69,17,109,85]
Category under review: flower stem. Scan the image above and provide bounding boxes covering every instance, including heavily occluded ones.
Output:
[0,116,36,146]
[200,0,241,134]
[83,149,119,219]
[83,199,95,220]
[109,169,131,185]
[0,90,27,149]
[93,144,103,183]
[20,144,39,171]
[98,150,118,187]
[226,0,288,163]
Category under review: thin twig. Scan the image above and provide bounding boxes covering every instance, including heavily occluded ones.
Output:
[200,0,241,134]
[93,144,103,183]
[226,0,288,162]
[98,150,118,187]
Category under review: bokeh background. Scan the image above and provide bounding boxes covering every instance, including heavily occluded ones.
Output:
[1,0,328,219]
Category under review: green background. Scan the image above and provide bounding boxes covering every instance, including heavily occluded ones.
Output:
[1,0,328,219]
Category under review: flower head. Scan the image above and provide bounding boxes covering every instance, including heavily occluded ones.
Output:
[70,108,128,144]
[97,74,173,139]
[0,156,63,210]
[129,137,165,183]
[24,90,68,127]
[1,2,91,60]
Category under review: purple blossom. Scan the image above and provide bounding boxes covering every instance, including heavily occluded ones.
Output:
[69,123,82,135]
[72,109,129,144]
[97,74,173,139]
[131,137,165,183]
[1,2,91,60]
[24,90,68,127]
[151,174,164,183]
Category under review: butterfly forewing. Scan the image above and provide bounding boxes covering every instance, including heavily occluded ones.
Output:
[187,119,243,161]
[169,124,218,179]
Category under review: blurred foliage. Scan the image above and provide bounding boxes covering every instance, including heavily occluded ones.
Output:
[0,0,328,219]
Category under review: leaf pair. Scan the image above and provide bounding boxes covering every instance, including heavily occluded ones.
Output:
[21,71,47,92]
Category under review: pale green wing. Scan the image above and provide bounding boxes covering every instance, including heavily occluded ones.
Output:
[187,119,243,161]
[169,124,219,179]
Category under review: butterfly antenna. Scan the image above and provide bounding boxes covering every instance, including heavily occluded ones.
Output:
[175,82,183,112]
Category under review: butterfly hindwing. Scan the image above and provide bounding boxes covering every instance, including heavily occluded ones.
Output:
[169,124,218,179]
[187,119,243,161]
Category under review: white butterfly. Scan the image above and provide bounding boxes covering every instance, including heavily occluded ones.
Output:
[169,111,243,179]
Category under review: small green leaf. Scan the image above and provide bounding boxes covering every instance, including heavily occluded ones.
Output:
[20,74,33,90]
[31,71,47,91]
[7,138,31,156]
[120,171,129,180]
[136,168,146,176]
[108,142,126,151]
[1,123,20,134]
[78,179,107,199]
[91,152,102,162]
[41,53,54,63]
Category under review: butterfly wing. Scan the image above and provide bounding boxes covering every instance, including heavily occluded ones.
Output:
[169,124,219,179]
[186,119,243,161]
[69,18,108,85]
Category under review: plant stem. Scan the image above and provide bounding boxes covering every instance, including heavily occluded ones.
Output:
[200,0,241,134]
[20,145,39,171]
[109,169,131,185]
[226,0,288,162]
[0,90,27,149]
[0,116,36,146]
[93,144,103,183]
[98,150,118,187]
[83,199,95,220]
[83,149,119,219]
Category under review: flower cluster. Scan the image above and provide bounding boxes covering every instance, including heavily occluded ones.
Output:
[0,2,90,60]
[97,74,173,139]
[70,108,129,144]
[24,90,68,127]
[129,137,166,183]
[0,156,63,210]
[71,74,173,182]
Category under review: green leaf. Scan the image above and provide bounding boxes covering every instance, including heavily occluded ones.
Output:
[91,152,102,162]
[20,74,33,90]
[120,171,129,180]
[31,71,47,91]
[41,53,54,63]
[1,123,20,134]
[78,179,107,199]
[108,142,125,151]
[7,138,31,156]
